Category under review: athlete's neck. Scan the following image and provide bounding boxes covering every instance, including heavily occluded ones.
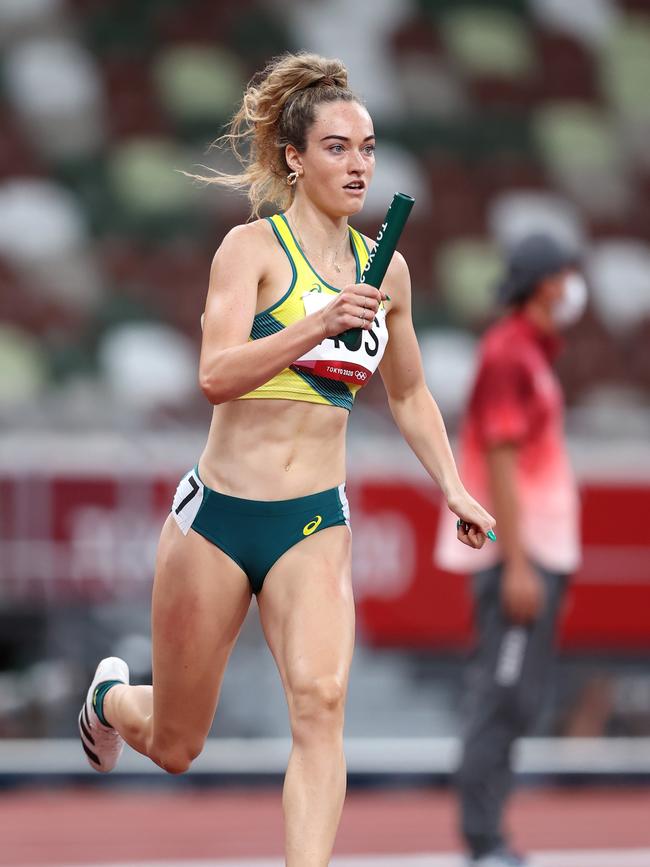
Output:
[284,199,350,264]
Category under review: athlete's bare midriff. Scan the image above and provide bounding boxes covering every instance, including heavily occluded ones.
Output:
[198,397,348,500]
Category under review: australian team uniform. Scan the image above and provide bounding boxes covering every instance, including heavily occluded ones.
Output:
[171,213,389,593]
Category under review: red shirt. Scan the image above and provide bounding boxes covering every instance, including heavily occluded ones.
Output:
[436,312,581,574]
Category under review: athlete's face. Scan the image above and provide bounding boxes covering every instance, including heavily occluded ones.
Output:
[288,100,375,217]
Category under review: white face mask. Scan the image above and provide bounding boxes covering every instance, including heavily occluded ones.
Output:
[553,273,587,327]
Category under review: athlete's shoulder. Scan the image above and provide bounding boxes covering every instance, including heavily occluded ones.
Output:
[211,218,277,272]
[218,218,275,251]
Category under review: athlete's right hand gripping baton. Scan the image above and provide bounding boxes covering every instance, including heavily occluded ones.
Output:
[338,192,415,351]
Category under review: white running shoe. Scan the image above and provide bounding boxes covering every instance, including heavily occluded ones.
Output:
[78,656,129,773]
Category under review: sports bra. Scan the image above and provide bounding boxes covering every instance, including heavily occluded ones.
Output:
[236,213,389,412]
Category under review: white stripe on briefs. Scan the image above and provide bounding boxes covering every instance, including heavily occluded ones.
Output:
[338,483,351,528]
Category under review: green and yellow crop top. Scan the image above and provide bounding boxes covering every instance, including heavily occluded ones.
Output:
[237,213,389,412]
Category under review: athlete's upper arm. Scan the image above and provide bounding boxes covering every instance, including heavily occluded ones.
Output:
[378,251,427,402]
[199,221,270,374]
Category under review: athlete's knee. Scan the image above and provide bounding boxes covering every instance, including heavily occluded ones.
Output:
[289,674,346,737]
[149,734,204,775]
[152,745,201,775]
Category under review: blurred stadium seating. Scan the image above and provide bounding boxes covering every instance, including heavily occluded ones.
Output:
[0,0,647,426]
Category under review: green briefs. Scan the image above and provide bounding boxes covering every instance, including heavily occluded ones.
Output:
[170,467,351,594]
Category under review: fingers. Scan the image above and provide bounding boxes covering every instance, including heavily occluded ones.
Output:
[321,285,385,337]
[347,303,374,330]
[476,509,496,538]
[469,526,487,548]
[339,287,381,330]
[449,495,496,542]
[323,300,373,335]
[456,520,485,549]
[463,501,496,538]
[344,285,383,309]
[344,284,383,299]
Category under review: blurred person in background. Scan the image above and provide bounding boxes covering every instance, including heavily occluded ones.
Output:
[78,52,495,867]
[436,234,586,867]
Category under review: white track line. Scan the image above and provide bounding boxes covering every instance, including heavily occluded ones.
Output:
[9,850,650,867]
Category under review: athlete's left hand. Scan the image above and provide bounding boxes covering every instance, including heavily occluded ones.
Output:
[447,491,496,549]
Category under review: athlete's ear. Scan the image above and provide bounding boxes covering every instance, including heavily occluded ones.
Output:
[285,144,304,176]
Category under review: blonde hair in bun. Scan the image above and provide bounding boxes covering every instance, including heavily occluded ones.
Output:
[185,52,359,217]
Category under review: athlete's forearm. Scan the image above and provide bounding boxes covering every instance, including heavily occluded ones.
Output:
[388,384,464,499]
[199,312,326,404]
[486,446,526,567]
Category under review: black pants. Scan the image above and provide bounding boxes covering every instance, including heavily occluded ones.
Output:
[457,562,567,858]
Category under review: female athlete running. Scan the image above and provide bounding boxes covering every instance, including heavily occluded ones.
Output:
[79,52,495,867]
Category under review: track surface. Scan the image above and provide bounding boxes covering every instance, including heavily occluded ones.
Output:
[2,786,649,866]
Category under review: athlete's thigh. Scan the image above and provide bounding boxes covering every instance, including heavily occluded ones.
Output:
[151,515,252,741]
[257,526,355,694]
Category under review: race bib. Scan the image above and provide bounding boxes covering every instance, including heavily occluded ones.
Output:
[292,290,388,386]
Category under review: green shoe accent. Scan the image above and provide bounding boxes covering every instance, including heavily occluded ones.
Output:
[92,679,123,727]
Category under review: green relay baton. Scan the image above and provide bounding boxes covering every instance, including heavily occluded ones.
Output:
[338,192,415,351]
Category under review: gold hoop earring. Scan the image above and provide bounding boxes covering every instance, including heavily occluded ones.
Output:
[286,170,301,186]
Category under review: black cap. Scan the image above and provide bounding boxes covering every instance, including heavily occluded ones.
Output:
[497,234,579,305]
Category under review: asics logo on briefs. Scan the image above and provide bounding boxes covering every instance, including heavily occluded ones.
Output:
[303,515,323,536]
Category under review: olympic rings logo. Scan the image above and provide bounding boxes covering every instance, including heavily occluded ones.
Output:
[355,371,368,381]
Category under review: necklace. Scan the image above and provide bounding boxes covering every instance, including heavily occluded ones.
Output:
[287,214,349,273]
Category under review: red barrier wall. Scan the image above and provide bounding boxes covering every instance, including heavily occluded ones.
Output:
[353,479,650,650]
[1,474,648,650]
